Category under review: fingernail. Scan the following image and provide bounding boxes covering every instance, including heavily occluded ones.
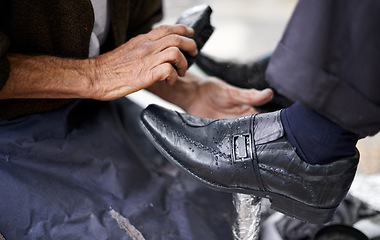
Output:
[262,88,272,95]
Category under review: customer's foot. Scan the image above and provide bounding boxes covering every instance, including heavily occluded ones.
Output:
[140,104,359,224]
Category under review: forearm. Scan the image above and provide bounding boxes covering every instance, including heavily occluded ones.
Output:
[0,54,96,99]
[0,25,197,101]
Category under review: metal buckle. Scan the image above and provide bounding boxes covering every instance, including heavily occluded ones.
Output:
[232,133,252,162]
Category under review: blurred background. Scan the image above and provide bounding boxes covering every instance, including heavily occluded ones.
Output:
[128,0,380,209]
[159,0,296,61]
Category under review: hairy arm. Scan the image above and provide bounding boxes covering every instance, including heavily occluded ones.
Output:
[0,25,197,101]
[0,54,95,99]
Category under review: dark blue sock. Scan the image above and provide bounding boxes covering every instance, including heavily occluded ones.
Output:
[280,102,359,165]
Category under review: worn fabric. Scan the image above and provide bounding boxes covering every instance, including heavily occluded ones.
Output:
[0,98,234,240]
[0,0,163,119]
[266,0,380,136]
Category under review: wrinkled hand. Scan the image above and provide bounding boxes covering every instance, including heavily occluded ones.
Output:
[91,25,197,101]
[184,75,273,119]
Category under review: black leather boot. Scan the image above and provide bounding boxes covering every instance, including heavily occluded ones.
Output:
[195,53,293,112]
[140,104,359,224]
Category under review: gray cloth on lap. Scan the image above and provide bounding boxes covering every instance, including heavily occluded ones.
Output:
[0,98,233,240]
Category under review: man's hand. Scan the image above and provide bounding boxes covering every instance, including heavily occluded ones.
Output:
[92,25,197,100]
[184,76,273,119]
[147,73,274,119]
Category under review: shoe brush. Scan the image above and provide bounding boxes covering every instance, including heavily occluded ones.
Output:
[176,5,215,68]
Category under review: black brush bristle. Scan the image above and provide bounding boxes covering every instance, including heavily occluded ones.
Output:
[176,5,215,68]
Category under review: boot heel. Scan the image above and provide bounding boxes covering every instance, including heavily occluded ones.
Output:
[270,195,337,224]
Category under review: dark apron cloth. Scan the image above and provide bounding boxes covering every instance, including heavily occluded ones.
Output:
[0,98,233,240]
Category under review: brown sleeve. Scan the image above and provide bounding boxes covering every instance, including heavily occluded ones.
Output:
[127,0,163,38]
[0,0,10,91]
[0,32,10,91]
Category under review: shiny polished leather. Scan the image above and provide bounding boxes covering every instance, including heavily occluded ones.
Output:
[140,104,359,224]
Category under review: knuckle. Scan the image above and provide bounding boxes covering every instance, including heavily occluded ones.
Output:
[159,63,176,81]
[134,46,148,57]
[162,35,182,47]
[157,25,171,34]
[176,24,188,32]
[154,63,172,80]
[191,39,197,48]
[168,47,182,59]
[162,63,173,73]
[170,35,183,45]
[168,69,178,81]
